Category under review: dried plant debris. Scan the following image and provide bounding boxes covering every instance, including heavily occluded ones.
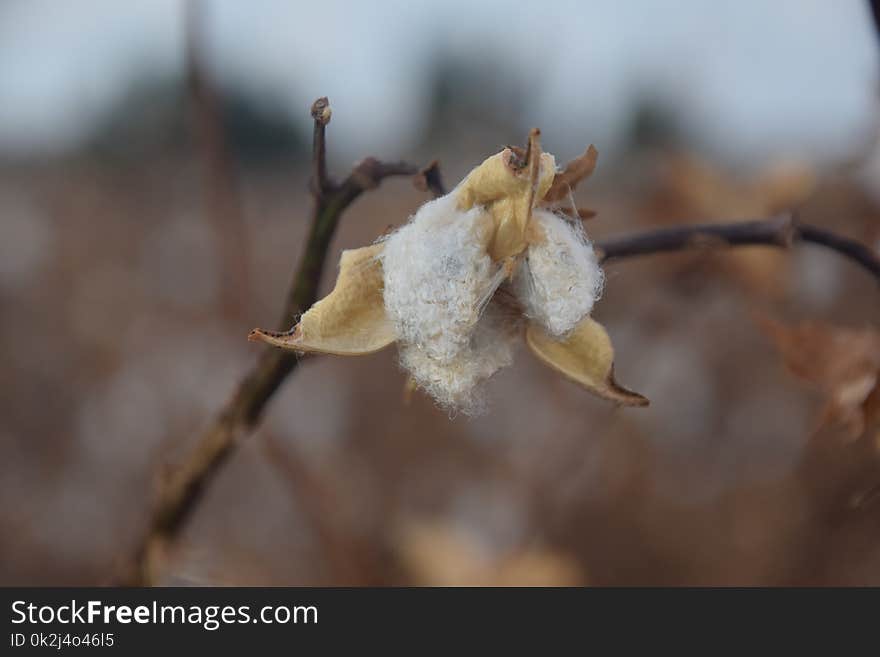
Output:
[760,316,880,439]
[653,156,817,296]
[397,521,584,586]
[251,132,647,414]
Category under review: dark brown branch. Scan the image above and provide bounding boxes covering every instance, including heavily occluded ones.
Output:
[414,160,447,198]
[596,213,880,283]
[797,223,880,281]
[119,99,423,586]
[310,97,331,195]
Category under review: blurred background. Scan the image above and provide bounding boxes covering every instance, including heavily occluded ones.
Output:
[2,0,880,585]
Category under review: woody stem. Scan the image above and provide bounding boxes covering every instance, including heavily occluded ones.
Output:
[596,213,880,283]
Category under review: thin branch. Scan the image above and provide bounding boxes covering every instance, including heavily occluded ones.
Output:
[596,213,880,283]
[262,433,382,584]
[797,223,880,281]
[309,97,331,196]
[414,160,448,198]
[119,98,423,585]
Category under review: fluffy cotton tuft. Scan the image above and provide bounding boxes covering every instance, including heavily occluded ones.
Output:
[381,192,514,414]
[380,193,604,414]
[514,209,603,337]
[398,303,516,415]
[381,193,499,363]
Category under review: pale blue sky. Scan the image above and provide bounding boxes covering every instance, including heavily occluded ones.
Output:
[0,0,877,164]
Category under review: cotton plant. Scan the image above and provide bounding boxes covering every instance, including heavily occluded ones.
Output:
[250,130,648,415]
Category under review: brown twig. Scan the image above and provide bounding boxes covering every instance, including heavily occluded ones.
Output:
[119,98,424,585]
[596,213,880,283]
[413,160,447,198]
[309,97,331,196]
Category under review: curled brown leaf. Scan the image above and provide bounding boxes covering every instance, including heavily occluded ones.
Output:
[543,145,598,203]
[759,316,880,438]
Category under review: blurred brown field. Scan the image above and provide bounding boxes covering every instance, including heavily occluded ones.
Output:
[2,1,880,586]
[3,138,879,585]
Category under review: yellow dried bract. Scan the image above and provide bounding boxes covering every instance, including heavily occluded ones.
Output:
[250,243,396,355]
[526,317,649,407]
[455,138,557,262]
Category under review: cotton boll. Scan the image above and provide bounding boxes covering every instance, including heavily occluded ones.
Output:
[399,303,517,415]
[382,191,520,414]
[381,193,499,364]
[514,209,603,337]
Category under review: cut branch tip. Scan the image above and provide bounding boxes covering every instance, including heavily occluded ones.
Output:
[413,160,447,198]
[310,97,332,126]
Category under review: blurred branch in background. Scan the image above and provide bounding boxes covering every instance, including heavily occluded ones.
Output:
[261,433,396,585]
[186,0,250,319]
[870,0,880,41]
[118,97,429,585]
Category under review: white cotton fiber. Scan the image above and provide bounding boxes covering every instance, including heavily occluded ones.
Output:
[514,209,603,337]
[398,303,516,415]
[381,193,499,364]
[380,190,603,414]
[381,192,516,414]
